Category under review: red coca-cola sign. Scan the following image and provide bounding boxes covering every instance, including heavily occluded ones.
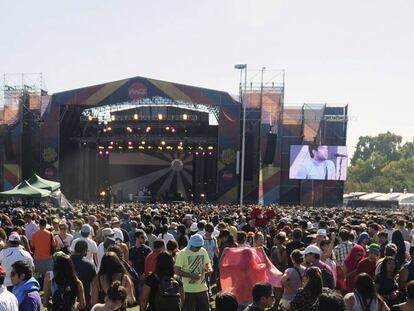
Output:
[128,82,147,100]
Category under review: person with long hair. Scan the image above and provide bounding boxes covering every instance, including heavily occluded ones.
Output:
[343,244,366,293]
[90,281,127,311]
[290,266,323,311]
[375,257,400,308]
[91,251,135,308]
[391,231,406,270]
[43,253,86,310]
[344,273,389,311]
[140,252,184,311]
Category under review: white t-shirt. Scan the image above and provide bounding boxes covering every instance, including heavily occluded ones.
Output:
[0,287,18,311]
[0,247,34,287]
[158,232,175,243]
[97,243,105,270]
[55,234,73,250]
[70,237,98,265]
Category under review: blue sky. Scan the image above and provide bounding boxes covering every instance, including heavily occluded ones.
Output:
[1,0,414,155]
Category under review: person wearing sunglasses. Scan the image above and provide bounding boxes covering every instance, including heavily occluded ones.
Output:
[244,282,275,311]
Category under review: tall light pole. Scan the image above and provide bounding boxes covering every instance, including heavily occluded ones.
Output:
[234,64,247,208]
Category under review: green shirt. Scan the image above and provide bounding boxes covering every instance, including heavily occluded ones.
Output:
[175,247,210,293]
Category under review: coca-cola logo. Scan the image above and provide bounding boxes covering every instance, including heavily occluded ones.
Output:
[128,82,147,100]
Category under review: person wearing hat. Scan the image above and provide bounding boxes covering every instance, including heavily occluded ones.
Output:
[0,263,18,310]
[0,232,34,289]
[174,234,212,311]
[355,243,380,279]
[303,245,334,289]
[70,224,98,267]
[111,217,130,245]
[96,228,115,268]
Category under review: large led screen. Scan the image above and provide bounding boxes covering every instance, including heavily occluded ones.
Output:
[289,145,348,180]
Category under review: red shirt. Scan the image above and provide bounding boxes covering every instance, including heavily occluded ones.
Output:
[31,229,57,260]
[144,250,160,276]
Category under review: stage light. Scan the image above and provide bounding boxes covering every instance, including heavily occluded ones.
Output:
[103,128,107,133]
[99,151,103,155]
[171,128,176,133]
[178,146,183,150]
[141,141,146,145]
[202,152,206,155]
[138,146,145,150]
[118,146,123,150]
[147,146,153,149]
[188,146,193,150]
[198,146,203,150]
[100,191,106,196]
[126,127,133,133]
[105,151,110,155]
[158,114,163,120]
[88,115,93,121]
[110,141,114,145]
[201,193,205,198]
[111,115,116,121]
[179,141,183,146]
[165,126,170,131]
[128,141,132,145]
[98,146,104,150]
[146,127,151,133]
[161,141,166,146]
[166,146,173,150]
[108,146,113,150]
[195,152,199,155]
[133,113,139,120]
[158,146,163,150]
[183,113,188,120]
[128,146,134,150]
[107,127,112,131]
[208,152,212,155]
[208,146,214,150]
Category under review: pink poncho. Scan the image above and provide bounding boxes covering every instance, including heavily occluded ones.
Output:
[220,247,282,303]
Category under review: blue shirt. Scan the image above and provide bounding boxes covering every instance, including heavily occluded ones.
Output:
[296,159,336,180]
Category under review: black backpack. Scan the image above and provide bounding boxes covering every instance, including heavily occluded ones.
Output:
[154,274,181,311]
[50,281,75,311]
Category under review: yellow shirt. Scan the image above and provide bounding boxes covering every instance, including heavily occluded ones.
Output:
[175,247,210,293]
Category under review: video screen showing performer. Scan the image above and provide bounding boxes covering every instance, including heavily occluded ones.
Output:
[289,145,348,180]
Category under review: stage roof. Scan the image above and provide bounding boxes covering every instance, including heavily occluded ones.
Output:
[51,76,239,109]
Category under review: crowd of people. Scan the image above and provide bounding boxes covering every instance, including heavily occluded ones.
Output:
[0,200,413,310]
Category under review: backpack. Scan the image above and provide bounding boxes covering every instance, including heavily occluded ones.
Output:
[154,274,181,311]
[50,281,75,311]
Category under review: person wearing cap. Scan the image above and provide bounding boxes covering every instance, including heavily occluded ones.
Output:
[96,227,115,268]
[70,224,98,267]
[303,245,334,289]
[0,264,18,310]
[111,217,130,245]
[0,232,34,289]
[30,218,57,276]
[175,234,212,311]
[355,243,380,279]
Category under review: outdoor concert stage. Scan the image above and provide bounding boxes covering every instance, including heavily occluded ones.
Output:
[0,75,348,205]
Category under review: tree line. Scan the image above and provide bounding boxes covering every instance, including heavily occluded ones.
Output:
[345,132,414,193]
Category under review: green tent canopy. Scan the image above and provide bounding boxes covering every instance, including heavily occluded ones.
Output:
[28,174,60,191]
[0,180,51,198]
